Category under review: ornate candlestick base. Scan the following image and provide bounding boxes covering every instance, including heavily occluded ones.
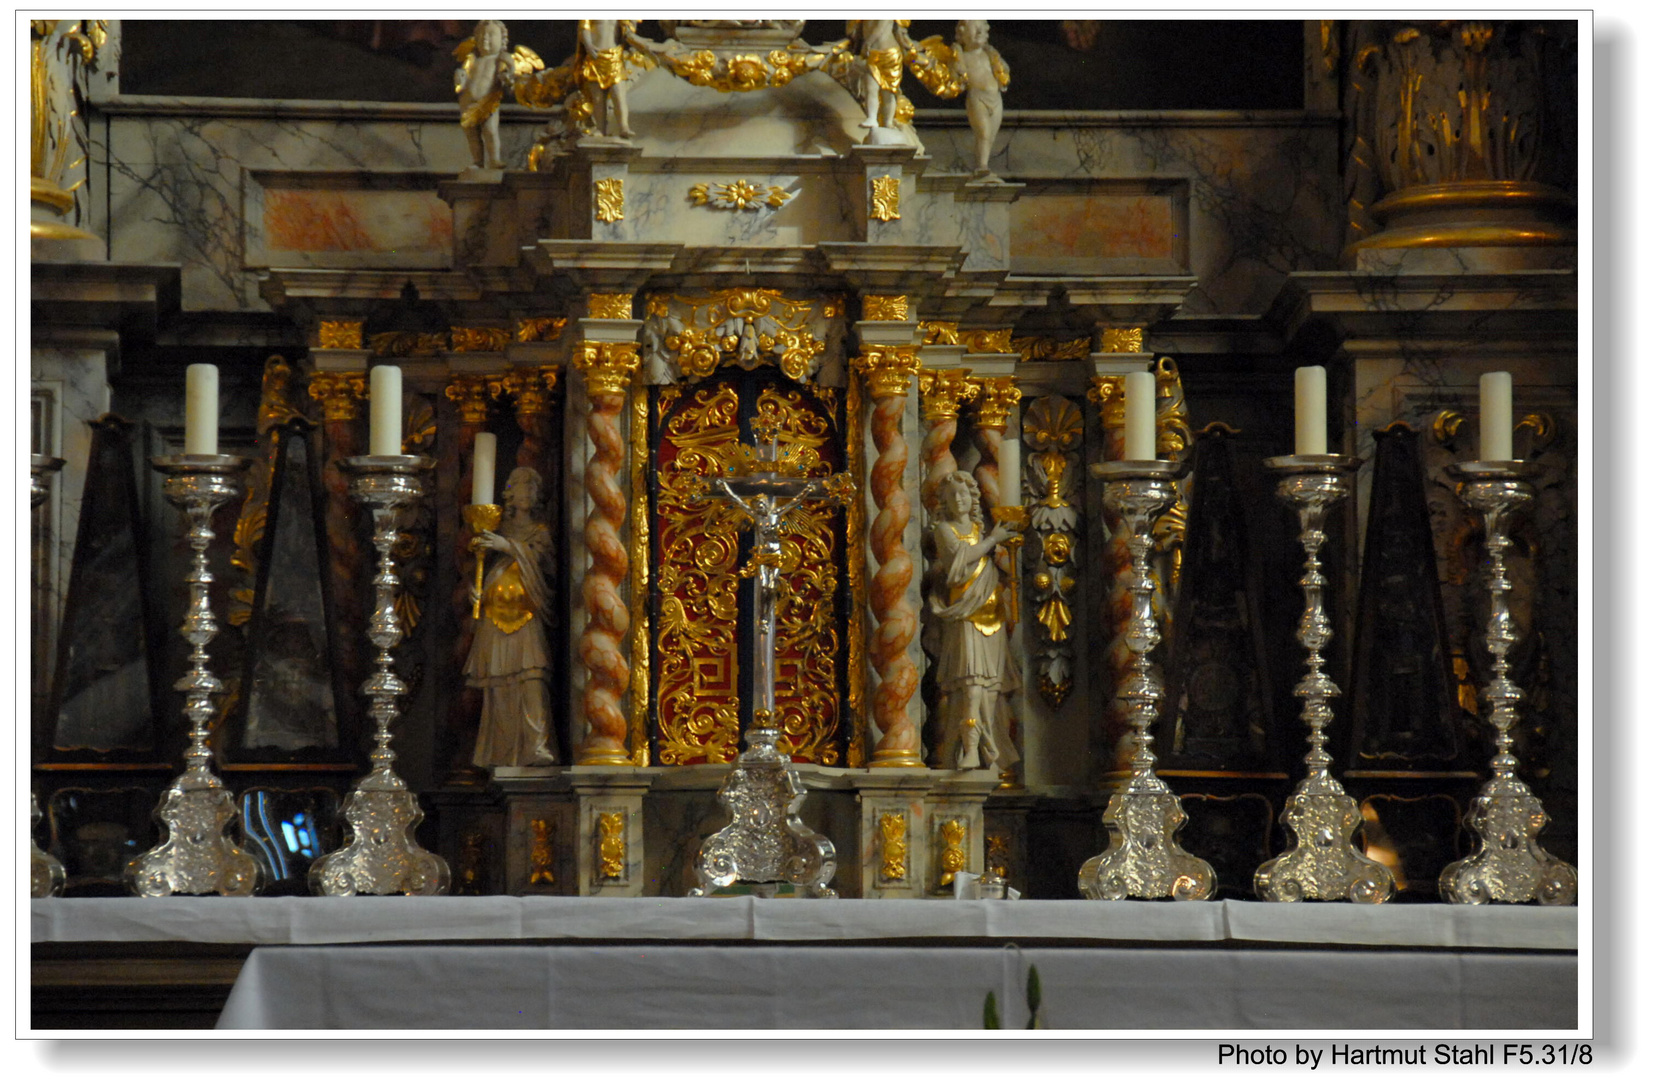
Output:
[1254,455,1394,904]
[30,455,68,898]
[30,792,66,898]
[1439,462,1576,905]
[1078,460,1214,901]
[689,718,838,898]
[127,455,262,897]
[309,455,450,897]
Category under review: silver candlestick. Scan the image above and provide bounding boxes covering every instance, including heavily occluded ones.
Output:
[1254,455,1394,903]
[309,454,450,896]
[1439,461,1576,905]
[1078,459,1214,901]
[30,454,67,898]
[127,455,262,897]
[688,425,854,898]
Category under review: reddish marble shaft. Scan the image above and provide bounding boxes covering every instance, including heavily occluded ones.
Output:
[868,393,921,765]
[920,408,959,512]
[575,388,632,764]
[973,423,1002,516]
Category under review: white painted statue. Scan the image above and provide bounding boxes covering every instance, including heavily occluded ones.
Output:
[455,20,512,169]
[927,471,1022,770]
[466,466,558,767]
[579,19,634,139]
[954,20,1009,177]
[849,19,912,133]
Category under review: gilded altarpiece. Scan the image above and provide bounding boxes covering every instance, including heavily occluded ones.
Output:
[649,371,850,767]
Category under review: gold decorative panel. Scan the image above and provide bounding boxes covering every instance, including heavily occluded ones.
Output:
[641,289,834,383]
[595,811,626,881]
[594,177,624,223]
[870,175,901,221]
[651,376,847,766]
[878,811,908,883]
[318,321,363,350]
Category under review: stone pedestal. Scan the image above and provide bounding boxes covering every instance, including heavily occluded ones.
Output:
[571,768,654,897]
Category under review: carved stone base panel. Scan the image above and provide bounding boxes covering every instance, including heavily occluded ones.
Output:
[309,781,449,897]
[126,786,261,898]
[574,773,651,897]
[1254,782,1395,903]
[503,794,576,896]
[1439,777,1577,905]
[1078,790,1215,901]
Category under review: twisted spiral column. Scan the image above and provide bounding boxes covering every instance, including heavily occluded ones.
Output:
[970,377,1020,513]
[855,346,924,767]
[573,341,640,765]
[918,369,977,511]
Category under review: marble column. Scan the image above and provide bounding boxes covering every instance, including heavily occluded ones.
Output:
[916,368,978,512]
[571,293,642,766]
[851,301,925,768]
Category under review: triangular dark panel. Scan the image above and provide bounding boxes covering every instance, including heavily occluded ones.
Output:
[1346,424,1462,769]
[1160,427,1281,771]
[241,421,341,752]
[49,416,157,752]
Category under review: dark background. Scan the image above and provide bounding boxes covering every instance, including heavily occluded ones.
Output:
[120,19,1304,110]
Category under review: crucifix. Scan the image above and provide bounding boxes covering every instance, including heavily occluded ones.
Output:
[687,416,855,897]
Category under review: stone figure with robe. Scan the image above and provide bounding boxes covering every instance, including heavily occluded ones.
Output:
[466,465,558,767]
[926,471,1022,770]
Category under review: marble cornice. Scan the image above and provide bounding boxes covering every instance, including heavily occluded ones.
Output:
[258,269,482,307]
[912,108,1342,130]
[31,262,181,346]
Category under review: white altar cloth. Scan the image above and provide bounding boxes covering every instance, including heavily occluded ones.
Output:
[32,898,1578,1031]
[31,896,1578,951]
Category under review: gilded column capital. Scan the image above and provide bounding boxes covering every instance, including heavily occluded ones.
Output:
[971,376,1022,431]
[575,340,642,397]
[861,294,911,321]
[318,320,364,350]
[918,368,979,422]
[1088,375,1126,427]
[494,370,557,418]
[587,293,635,320]
[308,371,367,422]
[444,375,493,425]
[853,345,922,399]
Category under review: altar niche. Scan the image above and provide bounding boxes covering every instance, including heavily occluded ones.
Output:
[646,365,851,767]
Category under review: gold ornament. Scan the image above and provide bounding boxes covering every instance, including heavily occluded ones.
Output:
[970,376,1022,431]
[961,328,1014,354]
[574,340,641,397]
[878,812,908,883]
[588,293,634,320]
[450,326,513,353]
[861,294,910,321]
[919,320,960,345]
[937,818,967,888]
[516,316,568,342]
[318,321,364,350]
[688,179,794,211]
[1098,327,1146,353]
[870,175,901,222]
[594,177,625,223]
[1013,336,1092,363]
[853,346,921,398]
[596,811,626,881]
[918,368,980,422]
[307,371,366,422]
[529,819,556,886]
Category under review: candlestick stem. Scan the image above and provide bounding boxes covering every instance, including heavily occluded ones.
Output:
[127,454,262,897]
[1078,459,1214,901]
[1254,455,1394,903]
[309,454,450,896]
[29,454,68,898]
[1439,462,1576,905]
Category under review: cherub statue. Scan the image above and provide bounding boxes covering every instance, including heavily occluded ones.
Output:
[455,20,513,169]
[848,19,913,133]
[954,20,1009,176]
[926,471,1022,770]
[465,466,558,767]
[579,19,636,139]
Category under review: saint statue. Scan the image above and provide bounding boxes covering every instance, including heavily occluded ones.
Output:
[465,465,558,767]
[926,471,1022,770]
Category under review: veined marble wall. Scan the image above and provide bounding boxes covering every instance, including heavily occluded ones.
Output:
[90,104,1342,318]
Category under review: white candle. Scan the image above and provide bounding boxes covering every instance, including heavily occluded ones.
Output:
[183,363,219,456]
[472,432,497,506]
[1294,365,1328,456]
[369,365,403,456]
[998,431,1020,507]
[1479,371,1514,462]
[1124,369,1156,461]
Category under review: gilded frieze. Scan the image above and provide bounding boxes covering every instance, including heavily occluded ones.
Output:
[516,316,568,342]
[689,179,794,211]
[1098,327,1146,354]
[1012,336,1091,363]
[318,320,364,350]
[961,328,1014,354]
[450,326,513,353]
[641,289,834,384]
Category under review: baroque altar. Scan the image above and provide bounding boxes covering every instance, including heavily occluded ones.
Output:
[30,18,1580,911]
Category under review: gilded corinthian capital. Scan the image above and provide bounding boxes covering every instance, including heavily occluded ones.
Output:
[918,368,979,421]
[853,346,921,399]
[444,375,493,424]
[971,377,1022,431]
[308,372,367,422]
[575,340,642,396]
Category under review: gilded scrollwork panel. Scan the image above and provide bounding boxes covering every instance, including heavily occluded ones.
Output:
[654,385,744,765]
[641,289,837,384]
[1022,395,1085,708]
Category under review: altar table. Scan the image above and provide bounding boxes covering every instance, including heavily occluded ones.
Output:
[31,897,1578,1031]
